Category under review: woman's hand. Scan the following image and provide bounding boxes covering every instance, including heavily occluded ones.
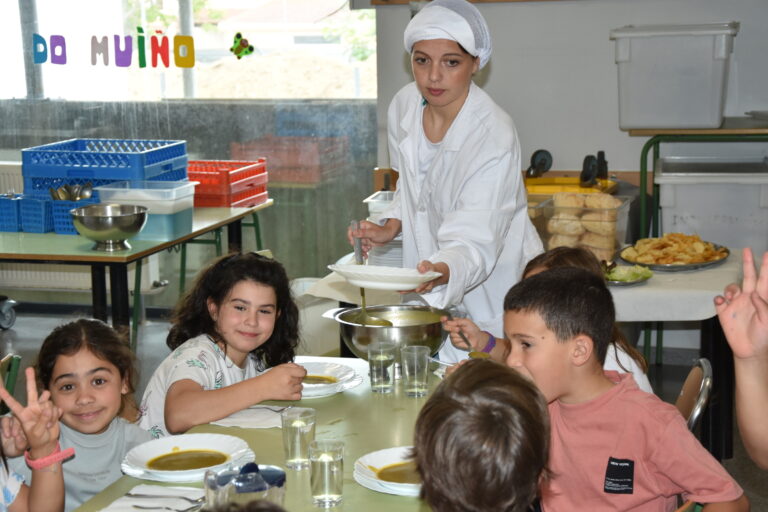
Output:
[441,315,486,352]
[348,219,401,258]
[403,261,449,294]
[255,363,307,402]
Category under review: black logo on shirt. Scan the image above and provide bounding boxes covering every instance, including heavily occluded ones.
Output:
[604,457,634,494]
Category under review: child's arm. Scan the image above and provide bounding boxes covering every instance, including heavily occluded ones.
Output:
[0,367,65,512]
[700,494,750,511]
[164,362,306,434]
[441,316,509,362]
[715,247,768,469]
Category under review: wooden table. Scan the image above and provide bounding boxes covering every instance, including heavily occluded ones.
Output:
[0,200,273,332]
[76,356,433,512]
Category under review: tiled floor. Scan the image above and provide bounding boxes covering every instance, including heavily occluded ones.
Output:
[2,312,767,508]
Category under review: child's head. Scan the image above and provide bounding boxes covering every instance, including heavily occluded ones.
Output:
[524,246,602,278]
[36,318,135,434]
[414,359,549,512]
[167,252,299,367]
[503,267,615,402]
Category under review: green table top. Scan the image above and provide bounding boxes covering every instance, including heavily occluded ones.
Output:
[0,200,273,263]
[76,356,434,512]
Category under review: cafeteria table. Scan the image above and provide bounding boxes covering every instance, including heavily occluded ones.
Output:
[610,249,742,461]
[0,200,273,336]
[77,356,432,512]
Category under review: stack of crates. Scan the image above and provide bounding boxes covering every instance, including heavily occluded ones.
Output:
[18,138,188,234]
[188,159,268,208]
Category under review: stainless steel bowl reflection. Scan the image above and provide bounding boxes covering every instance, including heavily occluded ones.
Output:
[70,203,148,252]
[326,305,448,360]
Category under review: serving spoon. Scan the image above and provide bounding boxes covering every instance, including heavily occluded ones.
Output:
[347,221,392,327]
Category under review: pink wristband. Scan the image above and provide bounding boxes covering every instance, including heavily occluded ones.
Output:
[481,332,496,353]
[24,442,75,470]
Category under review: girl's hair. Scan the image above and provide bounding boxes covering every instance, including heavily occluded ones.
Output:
[167,252,299,367]
[36,318,138,416]
[523,247,649,373]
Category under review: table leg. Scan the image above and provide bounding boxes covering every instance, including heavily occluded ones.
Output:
[109,263,130,335]
[228,219,243,253]
[700,316,734,461]
[91,264,108,322]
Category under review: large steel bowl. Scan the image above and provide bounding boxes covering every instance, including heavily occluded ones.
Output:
[70,203,148,252]
[325,304,448,360]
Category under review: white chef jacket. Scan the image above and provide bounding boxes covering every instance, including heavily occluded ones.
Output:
[381,81,543,363]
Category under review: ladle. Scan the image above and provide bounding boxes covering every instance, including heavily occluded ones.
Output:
[347,221,392,327]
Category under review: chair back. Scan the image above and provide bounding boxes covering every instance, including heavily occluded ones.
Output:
[0,354,22,415]
[674,358,713,431]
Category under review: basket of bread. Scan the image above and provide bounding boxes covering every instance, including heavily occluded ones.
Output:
[530,192,631,262]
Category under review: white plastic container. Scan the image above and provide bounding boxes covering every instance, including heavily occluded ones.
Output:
[655,157,768,257]
[95,180,196,240]
[610,22,739,129]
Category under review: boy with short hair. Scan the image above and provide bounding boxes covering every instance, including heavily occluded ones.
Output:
[413,359,549,512]
[503,267,748,511]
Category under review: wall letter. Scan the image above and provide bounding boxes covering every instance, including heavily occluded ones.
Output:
[173,35,195,68]
[32,33,47,64]
[150,31,170,68]
[50,35,67,64]
[114,35,133,67]
[137,27,146,68]
[91,36,109,66]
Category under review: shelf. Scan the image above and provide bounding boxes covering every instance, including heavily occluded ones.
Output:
[628,117,768,136]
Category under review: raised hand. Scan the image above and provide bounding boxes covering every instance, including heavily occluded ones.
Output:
[0,414,28,457]
[715,248,768,361]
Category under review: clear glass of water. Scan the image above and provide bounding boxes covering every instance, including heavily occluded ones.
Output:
[401,345,430,397]
[281,407,316,469]
[309,439,344,508]
[368,342,396,393]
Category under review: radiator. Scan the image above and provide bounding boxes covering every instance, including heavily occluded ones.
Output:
[0,161,159,292]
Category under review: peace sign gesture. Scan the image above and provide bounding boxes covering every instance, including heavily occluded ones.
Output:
[0,367,61,458]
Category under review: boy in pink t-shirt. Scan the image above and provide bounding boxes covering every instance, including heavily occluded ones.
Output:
[503,267,748,512]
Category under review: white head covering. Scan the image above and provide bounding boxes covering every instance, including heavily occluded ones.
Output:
[403,0,492,69]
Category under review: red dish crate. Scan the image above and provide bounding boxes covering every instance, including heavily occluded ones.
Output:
[188,160,269,207]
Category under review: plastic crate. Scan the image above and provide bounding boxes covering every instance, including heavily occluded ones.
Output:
[188,159,267,196]
[22,138,188,197]
[0,194,22,232]
[195,188,269,208]
[19,197,53,233]
[52,199,98,235]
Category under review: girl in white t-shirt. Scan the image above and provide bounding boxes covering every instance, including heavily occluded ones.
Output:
[444,247,653,393]
[139,253,306,438]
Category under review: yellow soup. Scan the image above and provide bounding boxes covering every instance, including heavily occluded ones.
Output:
[303,374,338,385]
[376,461,420,484]
[147,449,228,471]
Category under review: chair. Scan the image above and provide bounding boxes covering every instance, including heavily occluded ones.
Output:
[674,358,713,432]
[0,354,22,415]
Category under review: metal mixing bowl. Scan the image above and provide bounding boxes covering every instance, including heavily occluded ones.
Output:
[326,304,448,360]
[70,203,148,252]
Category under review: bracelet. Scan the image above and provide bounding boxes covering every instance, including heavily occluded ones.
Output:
[481,332,496,353]
[24,442,75,470]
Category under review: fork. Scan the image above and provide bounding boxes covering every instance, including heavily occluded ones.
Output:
[126,493,204,504]
[132,504,202,512]
[255,404,292,413]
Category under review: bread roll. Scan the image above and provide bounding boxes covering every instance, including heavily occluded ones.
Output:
[547,212,585,236]
[584,193,622,210]
[553,192,585,208]
[580,231,615,250]
[548,234,580,249]
[581,211,616,236]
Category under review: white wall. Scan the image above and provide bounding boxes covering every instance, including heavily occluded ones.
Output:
[373,0,768,170]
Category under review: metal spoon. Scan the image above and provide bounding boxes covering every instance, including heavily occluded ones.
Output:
[347,221,392,327]
[80,182,93,200]
[49,188,59,200]
[56,186,70,200]
[445,312,488,358]
[71,184,82,201]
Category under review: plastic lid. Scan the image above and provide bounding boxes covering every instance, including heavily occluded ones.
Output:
[610,21,739,39]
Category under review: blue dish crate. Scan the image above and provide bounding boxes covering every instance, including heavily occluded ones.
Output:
[22,138,188,197]
[19,197,53,233]
[0,194,22,232]
[52,198,98,235]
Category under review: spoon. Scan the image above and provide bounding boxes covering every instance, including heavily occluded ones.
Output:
[80,182,93,200]
[56,185,70,200]
[49,188,59,200]
[445,312,488,359]
[347,221,392,327]
[71,184,82,201]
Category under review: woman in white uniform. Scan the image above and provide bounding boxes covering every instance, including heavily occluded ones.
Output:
[351,0,542,363]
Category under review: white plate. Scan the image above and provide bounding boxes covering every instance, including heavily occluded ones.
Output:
[328,264,441,291]
[353,446,421,497]
[302,374,364,399]
[300,362,357,398]
[121,433,254,483]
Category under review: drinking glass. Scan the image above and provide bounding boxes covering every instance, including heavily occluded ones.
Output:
[281,407,316,469]
[309,440,344,508]
[368,342,396,393]
[401,345,430,397]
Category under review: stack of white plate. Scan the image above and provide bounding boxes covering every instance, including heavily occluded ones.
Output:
[121,433,255,483]
[300,361,363,399]
[368,239,403,268]
[353,446,421,497]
